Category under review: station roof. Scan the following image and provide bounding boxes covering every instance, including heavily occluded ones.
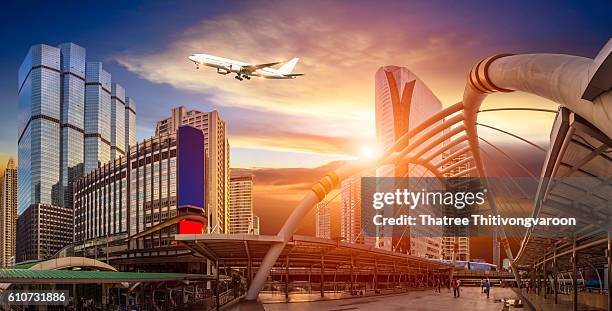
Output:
[0,269,226,284]
[175,234,450,274]
[514,108,612,270]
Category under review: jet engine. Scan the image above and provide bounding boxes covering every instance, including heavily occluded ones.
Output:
[217,68,230,75]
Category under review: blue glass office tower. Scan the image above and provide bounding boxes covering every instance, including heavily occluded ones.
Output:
[84,62,112,174]
[59,43,86,208]
[125,97,136,154]
[111,83,126,159]
[18,44,62,214]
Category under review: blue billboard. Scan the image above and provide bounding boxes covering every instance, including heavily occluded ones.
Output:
[177,125,206,210]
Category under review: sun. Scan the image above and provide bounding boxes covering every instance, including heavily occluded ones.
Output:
[359,145,377,159]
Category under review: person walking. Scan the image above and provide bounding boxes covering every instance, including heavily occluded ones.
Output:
[481,279,485,293]
[484,278,492,299]
[452,279,461,298]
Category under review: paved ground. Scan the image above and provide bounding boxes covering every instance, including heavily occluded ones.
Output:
[518,289,604,311]
[260,287,522,311]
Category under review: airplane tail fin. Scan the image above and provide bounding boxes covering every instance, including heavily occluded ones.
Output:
[277,58,299,75]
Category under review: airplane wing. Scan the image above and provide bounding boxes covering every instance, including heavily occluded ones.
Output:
[243,61,283,72]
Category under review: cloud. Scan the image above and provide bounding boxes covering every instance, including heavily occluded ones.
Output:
[115,1,487,158]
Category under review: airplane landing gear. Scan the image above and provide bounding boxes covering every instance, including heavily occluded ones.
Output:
[243,75,251,80]
[235,75,243,81]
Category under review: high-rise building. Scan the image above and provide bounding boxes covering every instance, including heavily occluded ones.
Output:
[155,107,230,233]
[440,148,471,262]
[340,175,361,243]
[84,62,112,174]
[16,204,73,262]
[111,83,126,160]
[59,43,86,209]
[17,43,136,262]
[0,159,17,267]
[18,44,62,214]
[74,126,207,272]
[374,66,443,258]
[252,214,260,235]
[125,97,137,154]
[229,175,255,234]
[315,201,331,239]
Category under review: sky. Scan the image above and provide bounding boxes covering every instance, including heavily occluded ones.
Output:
[0,0,610,260]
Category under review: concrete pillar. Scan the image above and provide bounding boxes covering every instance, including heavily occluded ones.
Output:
[350,254,354,295]
[215,260,220,311]
[608,231,611,311]
[247,258,252,289]
[543,253,547,299]
[554,247,558,304]
[374,257,378,292]
[320,253,325,297]
[285,256,289,301]
[572,238,578,311]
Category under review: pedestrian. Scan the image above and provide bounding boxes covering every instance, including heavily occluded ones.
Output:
[481,279,485,293]
[436,278,442,293]
[457,279,461,297]
[452,279,461,298]
[484,278,491,299]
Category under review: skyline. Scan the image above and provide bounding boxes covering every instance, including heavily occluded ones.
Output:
[0,1,610,172]
[0,1,611,258]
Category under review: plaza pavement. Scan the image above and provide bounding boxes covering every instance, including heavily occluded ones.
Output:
[259,287,522,311]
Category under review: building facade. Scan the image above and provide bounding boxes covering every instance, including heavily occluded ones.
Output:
[340,175,362,244]
[0,159,17,267]
[155,107,230,233]
[84,62,112,174]
[15,204,73,263]
[73,126,207,272]
[110,83,126,160]
[440,148,472,262]
[374,66,443,258]
[59,43,86,209]
[252,214,260,235]
[229,175,255,234]
[17,43,136,262]
[315,201,331,239]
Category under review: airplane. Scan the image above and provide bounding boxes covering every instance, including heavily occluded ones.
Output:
[188,54,303,81]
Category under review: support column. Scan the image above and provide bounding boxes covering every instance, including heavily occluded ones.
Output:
[215,260,220,311]
[543,253,547,299]
[285,256,290,301]
[350,254,354,295]
[554,247,558,304]
[320,252,325,297]
[374,257,378,293]
[247,258,253,289]
[608,231,611,311]
[572,238,578,311]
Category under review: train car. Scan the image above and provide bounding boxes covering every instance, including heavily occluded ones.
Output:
[433,259,497,271]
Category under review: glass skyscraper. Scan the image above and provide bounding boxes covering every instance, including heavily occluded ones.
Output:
[84,61,112,174]
[111,83,126,160]
[59,43,86,208]
[18,44,62,214]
